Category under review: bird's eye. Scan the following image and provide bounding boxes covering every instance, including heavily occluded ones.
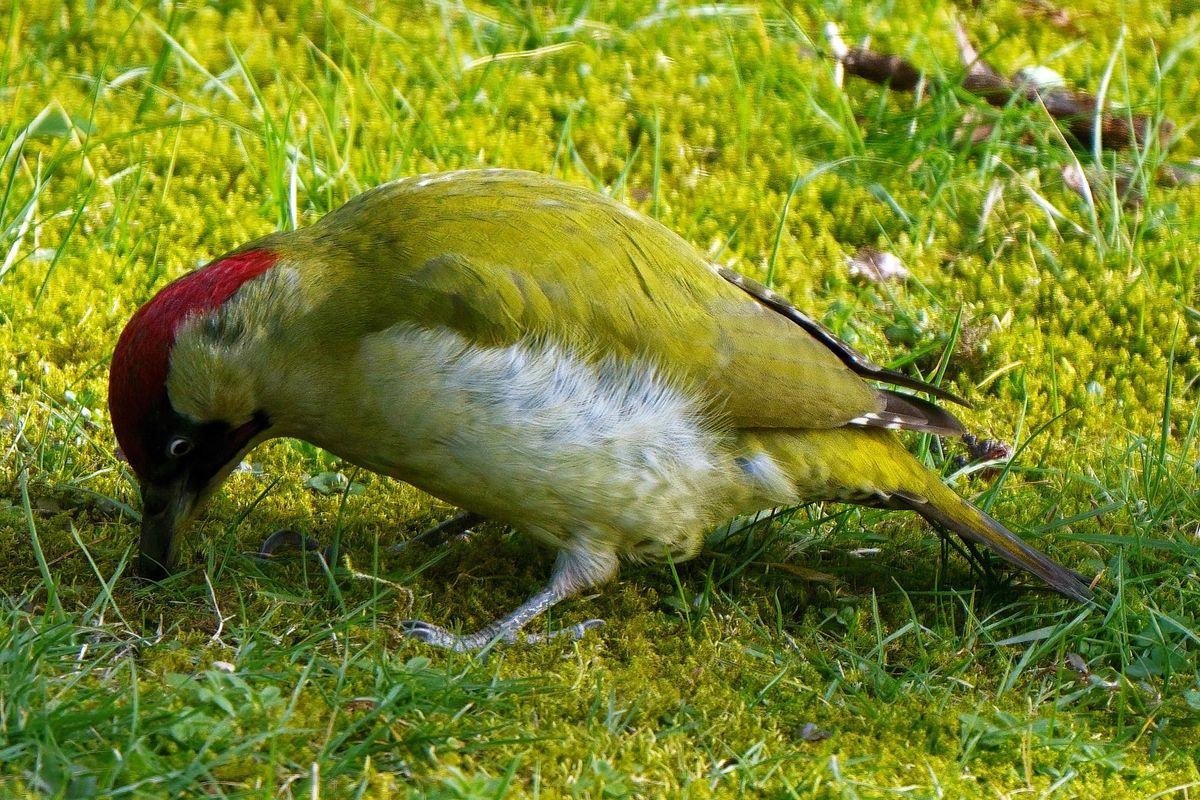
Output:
[167,436,193,458]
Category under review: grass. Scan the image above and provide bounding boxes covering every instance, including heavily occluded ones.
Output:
[1,0,1199,796]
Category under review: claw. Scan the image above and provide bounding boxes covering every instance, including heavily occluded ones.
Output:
[399,619,510,652]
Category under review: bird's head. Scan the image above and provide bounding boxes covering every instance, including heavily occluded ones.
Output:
[108,248,280,580]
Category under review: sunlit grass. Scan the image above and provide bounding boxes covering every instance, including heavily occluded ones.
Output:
[1,0,1198,796]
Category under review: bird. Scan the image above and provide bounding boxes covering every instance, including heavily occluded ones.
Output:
[108,168,1092,651]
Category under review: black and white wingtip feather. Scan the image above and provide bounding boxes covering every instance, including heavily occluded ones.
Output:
[851,390,967,436]
[717,266,970,409]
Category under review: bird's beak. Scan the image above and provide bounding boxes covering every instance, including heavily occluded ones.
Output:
[138,479,197,580]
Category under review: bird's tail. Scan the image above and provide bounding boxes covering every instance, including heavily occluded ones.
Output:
[889,473,1094,602]
[742,428,1094,602]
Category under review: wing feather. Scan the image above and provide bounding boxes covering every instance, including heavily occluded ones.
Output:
[291,170,958,434]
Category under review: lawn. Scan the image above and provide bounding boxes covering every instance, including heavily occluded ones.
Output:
[2,0,1199,797]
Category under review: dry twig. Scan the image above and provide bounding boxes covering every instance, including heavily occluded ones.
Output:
[822,21,1173,152]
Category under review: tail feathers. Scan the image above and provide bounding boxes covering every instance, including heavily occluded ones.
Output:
[894,488,1093,603]
[738,427,1093,602]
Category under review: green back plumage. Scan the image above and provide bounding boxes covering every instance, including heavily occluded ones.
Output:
[272,169,909,429]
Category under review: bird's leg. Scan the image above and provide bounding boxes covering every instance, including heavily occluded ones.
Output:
[390,510,487,554]
[401,545,617,651]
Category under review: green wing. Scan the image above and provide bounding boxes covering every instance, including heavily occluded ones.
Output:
[295,170,907,430]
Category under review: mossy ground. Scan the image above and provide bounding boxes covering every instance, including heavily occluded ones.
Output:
[1,0,1199,797]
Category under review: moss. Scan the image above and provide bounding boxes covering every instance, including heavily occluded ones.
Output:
[1,0,1198,796]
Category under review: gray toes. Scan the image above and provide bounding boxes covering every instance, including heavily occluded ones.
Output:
[399,620,460,650]
[402,617,605,651]
[523,618,605,644]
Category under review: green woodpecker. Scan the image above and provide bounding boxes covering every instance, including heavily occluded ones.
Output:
[108,169,1091,650]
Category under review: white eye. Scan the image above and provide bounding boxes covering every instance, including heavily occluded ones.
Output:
[167,436,193,458]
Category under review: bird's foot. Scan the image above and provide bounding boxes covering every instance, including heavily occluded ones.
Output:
[390,511,486,554]
[250,528,337,564]
[522,619,605,645]
[400,618,605,652]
